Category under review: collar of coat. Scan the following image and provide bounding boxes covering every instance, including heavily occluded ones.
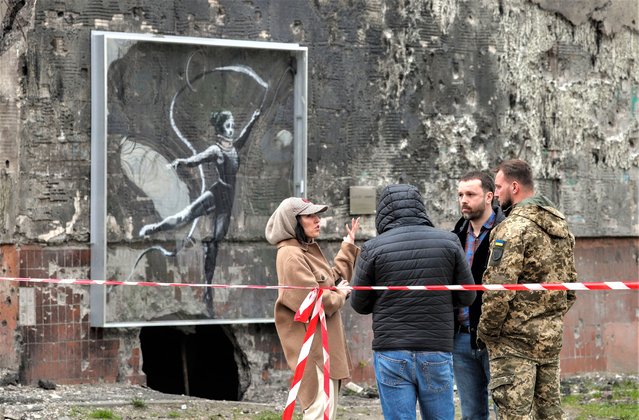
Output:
[276,238,317,252]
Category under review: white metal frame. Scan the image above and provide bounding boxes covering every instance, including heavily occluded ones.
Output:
[90,31,307,327]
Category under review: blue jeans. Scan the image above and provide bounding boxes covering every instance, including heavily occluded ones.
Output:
[452,332,491,420]
[373,350,454,420]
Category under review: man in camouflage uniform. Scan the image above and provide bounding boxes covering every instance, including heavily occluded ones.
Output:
[478,159,577,420]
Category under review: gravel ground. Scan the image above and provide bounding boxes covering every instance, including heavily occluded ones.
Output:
[0,373,636,419]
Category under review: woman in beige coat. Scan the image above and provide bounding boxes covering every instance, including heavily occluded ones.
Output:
[265,197,360,419]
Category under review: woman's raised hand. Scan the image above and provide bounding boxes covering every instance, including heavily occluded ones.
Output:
[343,217,360,244]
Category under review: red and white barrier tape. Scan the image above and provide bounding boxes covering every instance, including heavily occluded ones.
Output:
[0,276,637,291]
[283,288,330,420]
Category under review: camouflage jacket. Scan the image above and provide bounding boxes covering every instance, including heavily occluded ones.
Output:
[477,195,577,359]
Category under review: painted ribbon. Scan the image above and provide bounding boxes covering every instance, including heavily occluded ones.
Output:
[283,288,331,420]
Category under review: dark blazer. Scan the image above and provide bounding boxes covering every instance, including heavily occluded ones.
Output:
[351,184,475,352]
[452,204,505,349]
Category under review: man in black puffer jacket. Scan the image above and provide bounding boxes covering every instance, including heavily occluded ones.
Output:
[351,184,475,420]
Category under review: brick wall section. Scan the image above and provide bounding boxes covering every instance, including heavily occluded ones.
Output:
[559,237,639,375]
[14,245,145,385]
[0,245,20,370]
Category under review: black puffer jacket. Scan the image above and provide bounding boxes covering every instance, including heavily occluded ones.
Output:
[351,184,475,352]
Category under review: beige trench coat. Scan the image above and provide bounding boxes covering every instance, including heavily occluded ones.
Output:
[274,238,359,409]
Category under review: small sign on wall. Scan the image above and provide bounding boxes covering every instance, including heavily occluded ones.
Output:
[350,186,377,215]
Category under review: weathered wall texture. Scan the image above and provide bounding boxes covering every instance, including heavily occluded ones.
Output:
[0,0,637,393]
[562,238,639,374]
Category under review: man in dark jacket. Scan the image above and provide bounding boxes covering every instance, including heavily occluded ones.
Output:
[452,171,505,420]
[351,184,475,420]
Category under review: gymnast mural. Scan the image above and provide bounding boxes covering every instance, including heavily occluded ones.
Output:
[137,63,269,313]
[99,37,301,324]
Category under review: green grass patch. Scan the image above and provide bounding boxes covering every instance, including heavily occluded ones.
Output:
[250,411,302,420]
[88,408,121,419]
[572,402,639,420]
[563,394,580,405]
[131,397,147,408]
[67,406,83,416]
[563,378,639,420]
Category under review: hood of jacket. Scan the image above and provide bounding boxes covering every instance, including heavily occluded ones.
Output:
[265,197,330,245]
[265,201,296,245]
[511,194,570,238]
[375,184,434,234]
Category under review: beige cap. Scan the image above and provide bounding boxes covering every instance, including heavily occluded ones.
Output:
[288,197,328,215]
[265,197,328,245]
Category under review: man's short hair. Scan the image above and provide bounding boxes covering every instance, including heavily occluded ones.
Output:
[495,159,534,189]
[460,171,495,193]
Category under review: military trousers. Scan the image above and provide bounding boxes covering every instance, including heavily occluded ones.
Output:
[488,354,562,420]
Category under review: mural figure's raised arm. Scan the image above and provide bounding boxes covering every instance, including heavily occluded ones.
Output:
[233,109,261,150]
[170,144,223,169]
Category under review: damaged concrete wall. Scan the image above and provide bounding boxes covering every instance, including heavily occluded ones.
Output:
[0,0,24,242]
[3,0,636,242]
[0,0,637,392]
[310,0,639,238]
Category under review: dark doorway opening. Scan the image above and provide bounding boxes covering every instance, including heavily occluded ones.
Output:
[140,325,240,400]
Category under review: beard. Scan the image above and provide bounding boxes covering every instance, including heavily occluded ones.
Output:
[499,197,512,211]
[461,203,485,221]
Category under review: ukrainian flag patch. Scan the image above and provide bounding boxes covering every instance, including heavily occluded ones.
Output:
[491,239,506,262]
